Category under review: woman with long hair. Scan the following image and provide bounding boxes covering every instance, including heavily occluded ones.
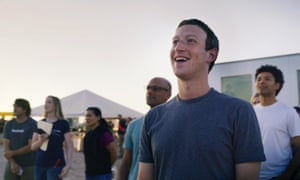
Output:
[31,96,73,180]
[83,107,117,180]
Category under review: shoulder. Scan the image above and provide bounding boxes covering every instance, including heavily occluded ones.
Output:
[5,119,14,125]
[126,116,144,132]
[276,102,296,112]
[128,116,144,126]
[277,102,300,120]
[201,89,253,114]
[97,124,112,134]
[259,102,297,115]
[5,119,16,127]
[57,119,70,125]
[55,119,71,132]
[212,89,250,105]
[143,99,176,127]
[148,97,176,114]
[28,117,37,125]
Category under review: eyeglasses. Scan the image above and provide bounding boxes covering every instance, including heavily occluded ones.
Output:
[146,85,169,91]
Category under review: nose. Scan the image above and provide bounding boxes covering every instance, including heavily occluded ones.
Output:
[174,40,186,51]
[258,79,265,84]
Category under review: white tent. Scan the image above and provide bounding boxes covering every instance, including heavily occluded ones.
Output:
[31,89,144,118]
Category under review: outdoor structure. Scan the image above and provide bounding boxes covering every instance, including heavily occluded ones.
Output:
[31,89,143,128]
[209,53,300,107]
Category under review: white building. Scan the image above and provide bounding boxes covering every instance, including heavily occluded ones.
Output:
[209,53,300,107]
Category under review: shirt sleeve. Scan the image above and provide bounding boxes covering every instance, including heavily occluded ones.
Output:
[99,131,114,149]
[27,120,37,140]
[287,110,300,137]
[233,102,266,163]
[62,120,71,134]
[2,121,11,139]
[139,113,154,163]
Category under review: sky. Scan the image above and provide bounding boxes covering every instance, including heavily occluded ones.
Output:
[1,0,300,115]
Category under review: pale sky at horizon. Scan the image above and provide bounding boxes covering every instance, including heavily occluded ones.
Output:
[1,0,300,115]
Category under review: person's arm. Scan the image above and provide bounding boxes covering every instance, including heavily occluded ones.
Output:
[106,141,117,165]
[59,131,73,178]
[137,162,154,180]
[276,136,300,179]
[117,149,132,180]
[235,162,261,180]
[2,139,20,174]
[3,138,33,159]
[31,132,48,151]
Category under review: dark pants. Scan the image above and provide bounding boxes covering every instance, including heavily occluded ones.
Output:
[4,163,34,180]
[34,166,63,180]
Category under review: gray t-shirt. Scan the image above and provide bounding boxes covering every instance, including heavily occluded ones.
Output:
[3,117,37,166]
[140,88,266,179]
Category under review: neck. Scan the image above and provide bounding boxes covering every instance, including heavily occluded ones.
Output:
[177,78,210,100]
[46,113,57,122]
[90,123,100,130]
[16,115,27,123]
[259,96,277,106]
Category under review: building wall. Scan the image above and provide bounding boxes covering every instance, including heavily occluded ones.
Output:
[209,53,300,106]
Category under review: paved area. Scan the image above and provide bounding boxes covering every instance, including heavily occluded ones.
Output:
[0,143,121,180]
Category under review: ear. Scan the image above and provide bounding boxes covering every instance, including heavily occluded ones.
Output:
[275,82,281,90]
[165,91,171,100]
[207,48,218,63]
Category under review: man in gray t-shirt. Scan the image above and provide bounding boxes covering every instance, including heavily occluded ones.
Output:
[138,18,266,180]
[3,98,37,180]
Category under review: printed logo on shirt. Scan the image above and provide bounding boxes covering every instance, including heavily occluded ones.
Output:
[11,129,25,133]
[52,129,62,136]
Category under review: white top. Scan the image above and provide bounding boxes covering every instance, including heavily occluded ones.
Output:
[254,101,300,180]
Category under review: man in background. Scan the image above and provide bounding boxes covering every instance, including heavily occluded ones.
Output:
[117,77,171,180]
[3,98,37,180]
[254,65,300,179]
[117,114,127,157]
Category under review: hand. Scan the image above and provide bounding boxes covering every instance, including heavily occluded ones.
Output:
[38,133,49,142]
[4,150,14,159]
[59,165,70,178]
[10,161,19,174]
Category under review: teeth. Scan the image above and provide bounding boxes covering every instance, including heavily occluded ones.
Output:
[175,57,188,61]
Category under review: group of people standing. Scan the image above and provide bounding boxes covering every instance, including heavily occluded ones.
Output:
[2,18,300,180]
[3,96,73,180]
[2,96,118,180]
[117,18,300,180]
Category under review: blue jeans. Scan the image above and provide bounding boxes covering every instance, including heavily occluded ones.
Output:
[34,166,63,180]
[86,173,112,180]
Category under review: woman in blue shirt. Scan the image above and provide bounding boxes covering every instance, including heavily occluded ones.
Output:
[31,96,73,180]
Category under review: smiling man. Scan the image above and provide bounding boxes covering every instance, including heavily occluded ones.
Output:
[137,18,266,180]
[254,65,300,180]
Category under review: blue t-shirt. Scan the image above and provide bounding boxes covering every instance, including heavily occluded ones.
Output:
[3,117,37,166]
[123,116,144,180]
[35,119,70,167]
[140,88,266,179]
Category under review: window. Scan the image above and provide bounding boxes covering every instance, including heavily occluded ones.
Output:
[221,74,252,102]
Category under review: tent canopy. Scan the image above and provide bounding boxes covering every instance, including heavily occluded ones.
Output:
[31,89,144,118]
